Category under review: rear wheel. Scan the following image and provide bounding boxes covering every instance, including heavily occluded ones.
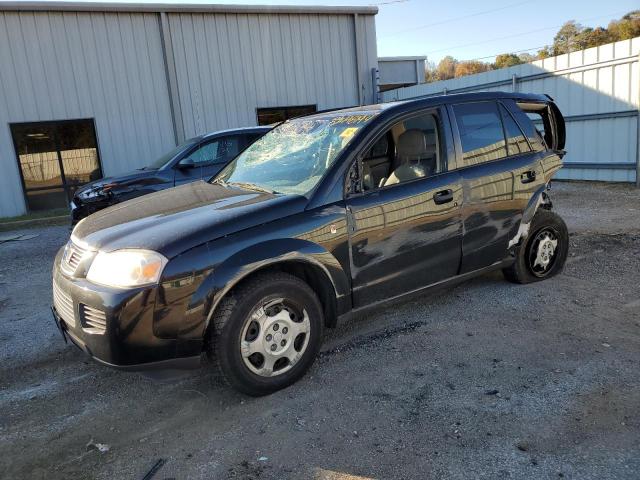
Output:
[206,272,324,396]
[503,209,569,284]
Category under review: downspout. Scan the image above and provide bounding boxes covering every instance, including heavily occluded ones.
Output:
[353,13,363,106]
[158,11,185,145]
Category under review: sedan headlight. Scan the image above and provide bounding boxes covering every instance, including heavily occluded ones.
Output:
[86,250,167,288]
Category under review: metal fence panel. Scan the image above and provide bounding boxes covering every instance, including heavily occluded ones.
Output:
[382,37,640,184]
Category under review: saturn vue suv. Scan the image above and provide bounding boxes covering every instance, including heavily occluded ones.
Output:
[52,92,568,396]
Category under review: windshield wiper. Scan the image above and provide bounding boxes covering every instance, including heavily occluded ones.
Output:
[227,181,278,194]
[212,178,228,187]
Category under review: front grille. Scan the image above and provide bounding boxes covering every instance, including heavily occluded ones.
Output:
[80,304,107,334]
[53,280,75,327]
[60,240,90,276]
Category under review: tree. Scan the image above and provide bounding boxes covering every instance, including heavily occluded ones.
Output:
[574,27,613,49]
[536,46,553,59]
[454,60,491,78]
[494,53,523,69]
[436,56,458,81]
[607,10,640,41]
[518,53,536,63]
[424,59,437,83]
[553,20,584,55]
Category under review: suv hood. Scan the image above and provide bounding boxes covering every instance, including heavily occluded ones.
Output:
[73,181,307,258]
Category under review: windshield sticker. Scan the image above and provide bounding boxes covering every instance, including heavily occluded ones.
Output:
[329,114,375,126]
[339,127,359,140]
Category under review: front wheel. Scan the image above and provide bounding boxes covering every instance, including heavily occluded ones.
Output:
[503,209,569,284]
[206,272,324,396]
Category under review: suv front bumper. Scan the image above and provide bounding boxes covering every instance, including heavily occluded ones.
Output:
[51,248,200,371]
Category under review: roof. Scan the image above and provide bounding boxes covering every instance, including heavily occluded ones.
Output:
[381,91,550,108]
[0,1,378,15]
[378,56,427,62]
[200,125,272,140]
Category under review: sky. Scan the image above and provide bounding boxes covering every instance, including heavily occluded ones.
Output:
[35,0,639,63]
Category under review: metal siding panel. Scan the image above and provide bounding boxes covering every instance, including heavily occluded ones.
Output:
[0,11,174,216]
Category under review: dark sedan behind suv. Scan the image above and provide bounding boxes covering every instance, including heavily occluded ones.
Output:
[70,126,271,223]
[52,92,568,396]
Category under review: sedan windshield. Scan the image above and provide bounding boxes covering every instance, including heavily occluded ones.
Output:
[213,112,377,195]
[146,137,199,170]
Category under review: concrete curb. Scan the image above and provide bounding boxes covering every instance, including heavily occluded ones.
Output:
[0,215,69,231]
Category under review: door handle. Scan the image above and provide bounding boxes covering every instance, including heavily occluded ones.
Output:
[433,189,454,205]
[520,170,536,184]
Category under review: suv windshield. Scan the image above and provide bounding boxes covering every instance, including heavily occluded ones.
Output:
[213,112,377,195]
[146,137,200,170]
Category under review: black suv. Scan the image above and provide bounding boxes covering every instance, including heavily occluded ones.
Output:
[52,92,568,396]
[70,126,271,223]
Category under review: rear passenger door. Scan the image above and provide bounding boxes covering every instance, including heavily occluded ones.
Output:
[450,100,542,273]
[345,108,463,307]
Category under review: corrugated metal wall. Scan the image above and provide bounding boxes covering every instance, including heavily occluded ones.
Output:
[382,37,640,184]
[0,7,378,217]
[167,12,367,137]
[0,11,176,217]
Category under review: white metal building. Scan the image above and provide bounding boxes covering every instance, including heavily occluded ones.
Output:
[0,1,378,217]
[382,37,640,186]
[377,56,426,92]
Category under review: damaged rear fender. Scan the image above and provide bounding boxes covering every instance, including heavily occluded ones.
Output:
[508,184,552,249]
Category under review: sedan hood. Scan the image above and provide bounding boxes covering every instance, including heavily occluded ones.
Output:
[73,181,308,258]
[75,170,159,201]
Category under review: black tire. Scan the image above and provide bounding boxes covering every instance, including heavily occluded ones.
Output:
[206,272,324,396]
[502,209,569,284]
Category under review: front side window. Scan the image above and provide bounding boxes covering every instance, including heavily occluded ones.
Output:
[215,112,378,195]
[360,111,443,192]
[147,138,199,170]
[184,136,242,166]
[453,102,507,167]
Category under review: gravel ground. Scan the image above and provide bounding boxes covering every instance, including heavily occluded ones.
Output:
[1,181,639,480]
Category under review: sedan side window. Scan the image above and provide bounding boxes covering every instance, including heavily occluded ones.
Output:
[183,136,242,166]
[361,112,443,192]
[453,102,507,167]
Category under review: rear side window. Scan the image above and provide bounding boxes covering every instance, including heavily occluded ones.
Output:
[499,104,531,156]
[510,106,547,152]
[453,102,507,167]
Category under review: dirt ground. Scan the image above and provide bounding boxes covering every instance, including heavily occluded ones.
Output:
[1,181,639,480]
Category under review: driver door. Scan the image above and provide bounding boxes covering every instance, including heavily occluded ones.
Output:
[174,135,243,186]
[345,108,463,307]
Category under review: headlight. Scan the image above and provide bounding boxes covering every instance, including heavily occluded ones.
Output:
[86,250,167,288]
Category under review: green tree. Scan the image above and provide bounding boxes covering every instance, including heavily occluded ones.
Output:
[494,53,523,69]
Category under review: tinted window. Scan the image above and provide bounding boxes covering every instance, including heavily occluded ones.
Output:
[256,105,317,126]
[184,136,242,165]
[511,107,546,152]
[362,112,443,191]
[453,102,507,166]
[499,104,531,156]
[10,119,102,211]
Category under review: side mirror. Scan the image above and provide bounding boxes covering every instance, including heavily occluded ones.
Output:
[177,158,196,169]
